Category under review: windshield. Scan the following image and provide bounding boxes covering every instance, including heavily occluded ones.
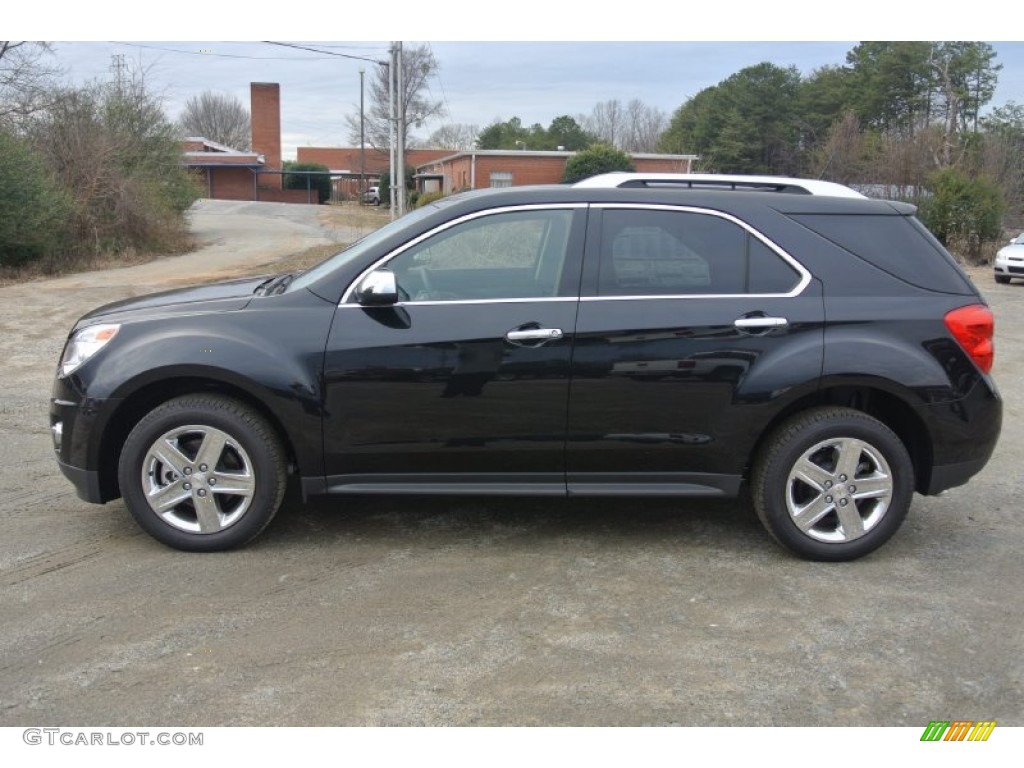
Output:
[288,205,440,293]
[1015,234,1024,245]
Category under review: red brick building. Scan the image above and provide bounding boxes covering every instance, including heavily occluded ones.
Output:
[415,150,700,195]
[295,147,452,200]
[182,83,317,204]
[184,83,699,204]
[183,137,265,200]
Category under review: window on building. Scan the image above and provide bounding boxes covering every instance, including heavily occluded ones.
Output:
[489,171,513,188]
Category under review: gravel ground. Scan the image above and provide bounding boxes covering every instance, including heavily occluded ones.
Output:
[0,202,1021,726]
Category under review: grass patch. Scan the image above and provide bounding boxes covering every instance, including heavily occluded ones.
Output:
[0,235,195,287]
[246,242,349,278]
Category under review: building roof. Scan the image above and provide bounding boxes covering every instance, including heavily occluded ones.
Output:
[296,147,453,176]
[416,149,700,170]
[182,136,264,167]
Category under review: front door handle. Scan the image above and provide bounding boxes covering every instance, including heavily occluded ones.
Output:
[734,316,789,330]
[506,327,564,344]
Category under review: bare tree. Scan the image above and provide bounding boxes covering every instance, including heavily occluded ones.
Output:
[178,91,250,150]
[582,99,626,149]
[427,122,479,150]
[623,99,667,152]
[345,44,446,150]
[809,112,867,184]
[0,41,61,128]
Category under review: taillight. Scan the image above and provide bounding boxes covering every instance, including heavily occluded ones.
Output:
[945,304,994,374]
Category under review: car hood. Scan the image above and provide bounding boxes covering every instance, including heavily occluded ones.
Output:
[77,275,268,325]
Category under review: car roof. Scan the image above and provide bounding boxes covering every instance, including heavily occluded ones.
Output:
[574,172,867,199]
[424,179,909,218]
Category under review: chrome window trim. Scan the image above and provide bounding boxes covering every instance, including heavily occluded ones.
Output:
[336,296,578,308]
[339,204,587,306]
[590,203,811,299]
[340,202,812,306]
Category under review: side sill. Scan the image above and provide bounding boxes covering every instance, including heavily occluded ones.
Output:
[567,472,742,498]
[321,473,567,497]
[302,472,743,499]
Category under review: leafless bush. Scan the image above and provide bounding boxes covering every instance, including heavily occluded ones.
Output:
[26,70,198,267]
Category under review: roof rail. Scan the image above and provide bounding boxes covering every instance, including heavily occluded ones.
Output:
[574,172,866,199]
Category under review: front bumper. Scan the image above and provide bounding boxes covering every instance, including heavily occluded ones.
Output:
[56,457,106,503]
[50,373,121,504]
[994,257,1024,276]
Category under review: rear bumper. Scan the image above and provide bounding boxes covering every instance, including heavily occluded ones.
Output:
[919,376,1001,495]
[924,456,992,495]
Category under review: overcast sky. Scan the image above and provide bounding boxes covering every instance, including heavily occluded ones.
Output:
[12,4,1024,160]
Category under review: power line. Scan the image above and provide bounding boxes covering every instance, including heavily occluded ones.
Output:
[299,43,389,51]
[108,41,337,61]
[262,41,387,66]
[426,42,454,126]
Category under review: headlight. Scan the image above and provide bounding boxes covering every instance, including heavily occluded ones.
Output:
[59,324,120,376]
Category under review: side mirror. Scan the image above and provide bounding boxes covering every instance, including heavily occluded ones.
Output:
[356,269,399,306]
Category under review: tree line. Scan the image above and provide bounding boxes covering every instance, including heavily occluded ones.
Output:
[656,42,1020,260]
[425,42,1020,261]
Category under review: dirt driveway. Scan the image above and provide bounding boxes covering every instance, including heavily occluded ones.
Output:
[0,203,1021,726]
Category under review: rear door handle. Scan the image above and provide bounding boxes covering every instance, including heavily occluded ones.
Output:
[734,316,789,330]
[506,327,564,344]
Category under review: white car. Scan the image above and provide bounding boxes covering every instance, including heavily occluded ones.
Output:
[361,185,381,206]
[994,233,1024,284]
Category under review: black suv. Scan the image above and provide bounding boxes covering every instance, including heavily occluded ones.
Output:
[51,173,1001,560]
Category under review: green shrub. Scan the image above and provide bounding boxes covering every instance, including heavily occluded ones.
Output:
[378,165,415,207]
[416,191,446,208]
[562,144,635,183]
[0,129,72,267]
[282,161,331,203]
[919,168,1005,264]
[28,80,200,263]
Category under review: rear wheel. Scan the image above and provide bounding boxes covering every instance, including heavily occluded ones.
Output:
[118,395,287,551]
[752,407,914,561]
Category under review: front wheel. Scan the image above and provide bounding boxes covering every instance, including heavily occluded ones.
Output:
[752,407,914,561]
[995,274,1011,284]
[118,395,287,551]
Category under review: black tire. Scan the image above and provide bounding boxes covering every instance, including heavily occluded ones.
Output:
[995,274,1011,284]
[751,407,914,561]
[117,395,287,551]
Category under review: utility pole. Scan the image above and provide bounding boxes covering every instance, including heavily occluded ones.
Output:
[109,54,126,93]
[388,43,397,219]
[359,68,365,200]
[396,41,406,217]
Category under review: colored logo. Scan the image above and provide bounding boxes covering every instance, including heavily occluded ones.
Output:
[920,720,996,741]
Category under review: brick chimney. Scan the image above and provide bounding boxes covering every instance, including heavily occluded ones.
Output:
[251,82,282,189]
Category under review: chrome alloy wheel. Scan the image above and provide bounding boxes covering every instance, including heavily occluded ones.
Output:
[141,424,256,534]
[785,437,894,543]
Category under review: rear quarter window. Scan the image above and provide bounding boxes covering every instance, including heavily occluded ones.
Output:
[788,213,974,295]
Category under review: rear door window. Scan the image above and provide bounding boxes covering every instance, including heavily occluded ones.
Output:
[597,208,801,296]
